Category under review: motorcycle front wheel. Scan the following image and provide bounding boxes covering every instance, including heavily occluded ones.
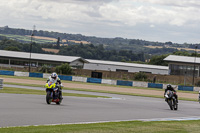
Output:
[168,99,173,110]
[46,91,52,104]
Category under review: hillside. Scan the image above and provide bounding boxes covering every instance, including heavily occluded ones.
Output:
[0,26,199,57]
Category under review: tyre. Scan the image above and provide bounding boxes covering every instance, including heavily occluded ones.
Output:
[174,100,178,110]
[46,91,52,104]
[168,100,173,110]
[56,92,62,105]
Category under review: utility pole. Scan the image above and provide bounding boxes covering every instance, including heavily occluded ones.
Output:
[192,45,198,86]
[29,25,36,73]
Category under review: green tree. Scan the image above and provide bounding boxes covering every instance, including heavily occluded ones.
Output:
[55,63,72,75]
[148,54,168,66]
[39,65,52,73]
[4,46,20,51]
[134,72,147,81]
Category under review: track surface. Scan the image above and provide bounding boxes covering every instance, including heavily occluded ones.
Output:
[1,85,200,128]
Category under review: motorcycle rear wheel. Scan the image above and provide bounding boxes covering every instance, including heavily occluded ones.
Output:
[56,92,62,105]
[174,99,178,110]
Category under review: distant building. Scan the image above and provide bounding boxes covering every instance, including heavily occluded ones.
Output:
[164,55,199,77]
[84,59,168,75]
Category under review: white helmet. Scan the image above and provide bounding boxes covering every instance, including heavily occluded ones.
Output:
[51,72,57,80]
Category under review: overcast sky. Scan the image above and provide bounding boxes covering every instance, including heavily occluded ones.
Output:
[1,0,200,44]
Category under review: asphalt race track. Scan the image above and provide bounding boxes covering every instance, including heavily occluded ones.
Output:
[1,85,200,127]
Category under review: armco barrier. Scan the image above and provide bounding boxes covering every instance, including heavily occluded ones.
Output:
[14,71,29,77]
[58,75,72,81]
[178,86,194,91]
[87,78,102,84]
[29,72,43,78]
[148,83,163,89]
[102,79,117,85]
[117,80,133,86]
[72,76,87,82]
[133,81,148,88]
[0,79,3,89]
[0,70,14,76]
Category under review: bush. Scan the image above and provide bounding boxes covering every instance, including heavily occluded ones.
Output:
[196,80,200,87]
[55,63,72,75]
[39,65,51,73]
[134,72,147,81]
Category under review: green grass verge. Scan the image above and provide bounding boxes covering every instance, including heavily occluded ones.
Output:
[1,120,200,133]
[3,82,198,101]
[0,87,109,98]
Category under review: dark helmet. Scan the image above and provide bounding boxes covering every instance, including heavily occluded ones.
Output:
[167,84,172,89]
[51,72,57,80]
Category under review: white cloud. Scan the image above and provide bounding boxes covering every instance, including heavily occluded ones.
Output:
[0,0,200,43]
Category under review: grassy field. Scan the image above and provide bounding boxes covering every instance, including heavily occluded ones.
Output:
[1,120,200,133]
[0,75,198,101]
[0,87,110,98]
[0,34,55,43]
[144,45,200,52]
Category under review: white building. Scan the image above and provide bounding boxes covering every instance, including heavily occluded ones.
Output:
[0,50,88,68]
[164,55,200,77]
[84,59,169,75]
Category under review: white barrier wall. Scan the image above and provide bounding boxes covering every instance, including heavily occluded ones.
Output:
[14,71,29,77]
[194,87,200,92]
[43,73,51,79]
[133,81,148,88]
[102,79,117,85]
[72,76,87,82]
[163,84,178,90]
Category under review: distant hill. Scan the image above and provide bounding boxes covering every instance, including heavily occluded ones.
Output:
[0,26,199,55]
[0,26,164,45]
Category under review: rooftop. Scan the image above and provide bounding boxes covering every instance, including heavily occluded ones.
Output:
[164,55,200,64]
[0,50,87,63]
[86,59,168,70]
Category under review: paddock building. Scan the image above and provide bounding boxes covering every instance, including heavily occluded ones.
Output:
[0,50,87,68]
[83,59,169,75]
[0,50,169,75]
[164,55,200,77]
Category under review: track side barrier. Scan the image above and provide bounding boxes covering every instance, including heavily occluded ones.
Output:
[72,76,87,82]
[0,70,14,76]
[148,83,163,89]
[133,81,148,88]
[117,80,133,86]
[178,86,194,91]
[58,75,72,81]
[102,79,117,85]
[29,72,43,78]
[43,73,51,79]
[14,71,29,77]
[194,87,200,92]
[87,78,102,84]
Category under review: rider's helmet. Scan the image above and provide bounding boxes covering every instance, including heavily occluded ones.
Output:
[167,84,172,89]
[51,72,57,80]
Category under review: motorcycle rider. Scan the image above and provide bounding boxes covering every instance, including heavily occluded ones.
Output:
[164,84,178,103]
[47,72,63,99]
